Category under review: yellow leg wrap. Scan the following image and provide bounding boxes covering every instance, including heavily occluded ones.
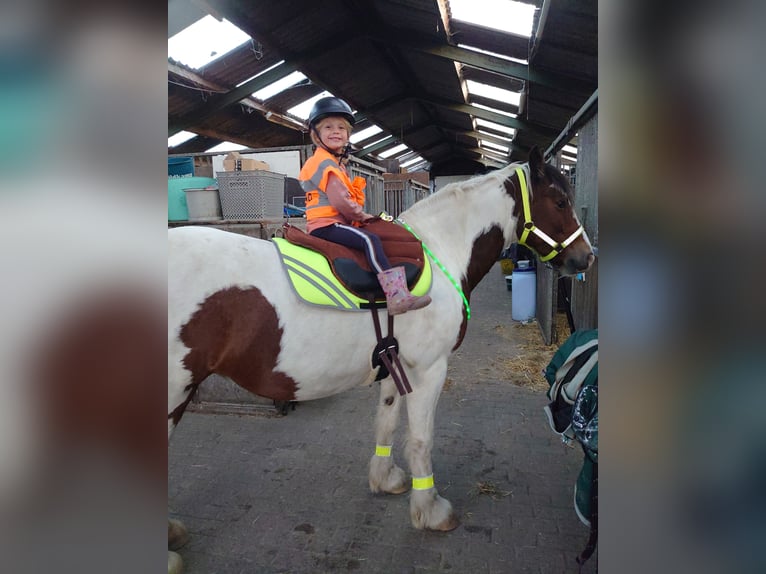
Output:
[375,444,392,457]
[412,474,434,491]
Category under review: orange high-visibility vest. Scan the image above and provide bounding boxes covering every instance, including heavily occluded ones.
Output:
[299,147,366,222]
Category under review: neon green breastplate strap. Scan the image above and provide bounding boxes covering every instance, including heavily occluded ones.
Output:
[396,219,470,320]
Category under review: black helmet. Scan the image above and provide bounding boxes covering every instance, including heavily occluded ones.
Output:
[308,97,355,128]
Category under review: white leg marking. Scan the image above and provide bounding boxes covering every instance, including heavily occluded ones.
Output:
[369,378,408,494]
[404,360,459,531]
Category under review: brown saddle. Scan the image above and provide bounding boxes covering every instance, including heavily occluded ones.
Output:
[283,218,426,299]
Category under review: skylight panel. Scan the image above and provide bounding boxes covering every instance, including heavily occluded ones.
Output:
[252,71,307,101]
[379,143,409,159]
[478,129,512,142]
[287,91,334,120]
[205,141,247,153]
[168,16,250,69]
[235,61,286,88]
[481,140,509,153]
[473,103,517,119]
[476,118,515,136]
[400,155,425,169]
[563,144,578,156]
[482,158,505,168]
[396,151,419,163]
[466,80,521,107]
[350,125,384,144]
[481,146,507,159]
[458,44,528,66]
[449,0,536,36]
[360,135,395,151]
[168,131,197,147]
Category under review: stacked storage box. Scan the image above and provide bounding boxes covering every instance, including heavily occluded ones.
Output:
[216,170,285,220]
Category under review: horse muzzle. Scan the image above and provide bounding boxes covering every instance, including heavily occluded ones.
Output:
[560,246,595,276]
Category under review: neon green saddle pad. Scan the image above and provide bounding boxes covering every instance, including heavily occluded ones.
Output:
[272,237,432,312]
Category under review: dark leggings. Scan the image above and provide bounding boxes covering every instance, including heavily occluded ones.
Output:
[311,223,391,273]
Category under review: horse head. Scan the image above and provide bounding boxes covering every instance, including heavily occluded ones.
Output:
[511,146,595,276]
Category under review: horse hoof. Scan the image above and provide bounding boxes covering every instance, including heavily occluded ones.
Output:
[168,518,189,550]
[168,550,183,574]
[369,460,409,494]
[433,513,460,532]
[387,482,411,495]
[411,492,460,531]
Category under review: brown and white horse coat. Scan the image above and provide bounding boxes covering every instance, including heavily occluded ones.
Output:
[168,148,594,546]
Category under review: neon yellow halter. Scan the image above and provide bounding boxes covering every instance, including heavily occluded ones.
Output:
[515,166,584,262]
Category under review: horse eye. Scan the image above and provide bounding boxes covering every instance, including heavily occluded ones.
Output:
[556,199,567,209]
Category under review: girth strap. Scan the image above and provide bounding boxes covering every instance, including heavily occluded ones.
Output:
[369,303,413,396]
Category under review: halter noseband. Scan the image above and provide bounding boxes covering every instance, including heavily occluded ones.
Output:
[515,166,584,262]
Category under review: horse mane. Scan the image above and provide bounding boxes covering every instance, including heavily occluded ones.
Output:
[542,162,575,199]
[403,159,572,221]
[406,161,527,217]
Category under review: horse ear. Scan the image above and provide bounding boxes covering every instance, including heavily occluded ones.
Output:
[528,146,546,180]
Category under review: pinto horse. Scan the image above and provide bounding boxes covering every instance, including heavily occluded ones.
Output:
[167,147,594,569]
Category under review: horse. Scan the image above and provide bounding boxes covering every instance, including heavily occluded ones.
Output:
[167,146,594,571]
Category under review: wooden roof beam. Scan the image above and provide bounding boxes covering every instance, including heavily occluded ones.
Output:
[452,147,506,168]
[356,135,397,157]
[168,61,298,136]
[366,31,593,95]
[356,93,556,138]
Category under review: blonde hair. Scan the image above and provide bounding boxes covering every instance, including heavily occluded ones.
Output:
[310,116,353,147]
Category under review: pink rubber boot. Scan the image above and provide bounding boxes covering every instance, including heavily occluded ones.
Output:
[377,266,432,315]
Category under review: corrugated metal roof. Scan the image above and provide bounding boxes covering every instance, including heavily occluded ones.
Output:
[168,0,597,175]
[199,44,283,88]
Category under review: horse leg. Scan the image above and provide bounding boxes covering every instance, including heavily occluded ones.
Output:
[168,516,189,573]
[168,396,191,574]
[167,372,198,574]
[168,550,183,574]
[168,517,189,550]
[369,378,409,494]
[405,360,460,531]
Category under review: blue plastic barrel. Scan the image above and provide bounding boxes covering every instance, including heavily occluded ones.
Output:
[168,157,194,177]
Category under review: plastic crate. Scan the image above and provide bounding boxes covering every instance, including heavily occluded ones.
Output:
[216,170,285,220]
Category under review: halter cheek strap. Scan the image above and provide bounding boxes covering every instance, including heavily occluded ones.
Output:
[515,167,584,262]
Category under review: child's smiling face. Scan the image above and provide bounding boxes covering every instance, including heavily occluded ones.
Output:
[316,117,350,153]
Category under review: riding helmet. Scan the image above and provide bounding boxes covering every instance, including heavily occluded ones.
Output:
[308,97,355,128]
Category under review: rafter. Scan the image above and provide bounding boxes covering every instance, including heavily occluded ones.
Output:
[366,31,594,95]
[168,61,299,136]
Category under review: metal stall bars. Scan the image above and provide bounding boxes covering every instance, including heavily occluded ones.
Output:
[383,178,430,218]
[347,155,386,215]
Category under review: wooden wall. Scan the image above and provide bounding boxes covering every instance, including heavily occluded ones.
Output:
[570,114,598,330]
[537,112,598,342]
